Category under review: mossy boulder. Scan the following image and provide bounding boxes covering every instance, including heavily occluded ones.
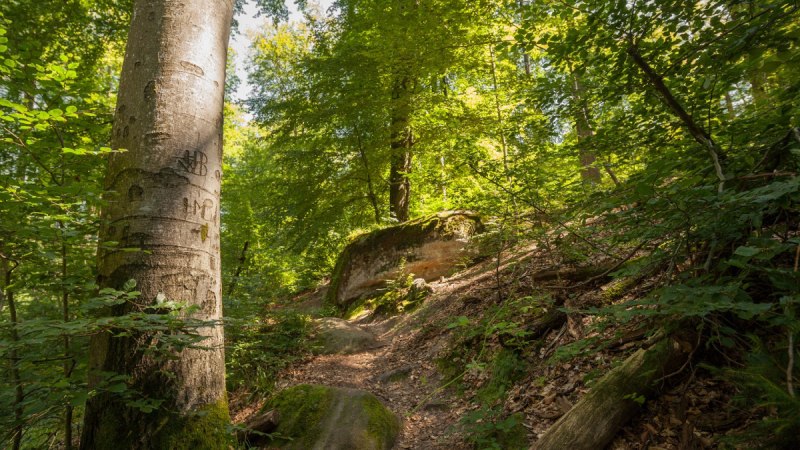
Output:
[313,318,381,354]
[327,210,483,310]
[264,384,400,450]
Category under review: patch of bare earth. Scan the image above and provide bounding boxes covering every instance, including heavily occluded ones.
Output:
[274,297,472,448]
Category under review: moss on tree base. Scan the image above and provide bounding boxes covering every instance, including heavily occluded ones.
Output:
[83,396,230,449]
[151,397,231,450]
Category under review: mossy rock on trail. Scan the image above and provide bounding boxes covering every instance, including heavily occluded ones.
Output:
[327,210,483,310]
[312,317,382,354]
[255,384,400,450]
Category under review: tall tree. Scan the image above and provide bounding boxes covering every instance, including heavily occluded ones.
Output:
[389,74,414,222]
[80,0,233,447]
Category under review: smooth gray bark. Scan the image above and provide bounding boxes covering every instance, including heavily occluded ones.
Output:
[81,0,233,447]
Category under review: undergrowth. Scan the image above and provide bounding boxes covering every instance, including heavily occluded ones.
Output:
[225,309,313,396]
[440,295,549,448]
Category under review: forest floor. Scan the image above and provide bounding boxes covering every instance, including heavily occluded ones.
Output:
[231,243,755,449]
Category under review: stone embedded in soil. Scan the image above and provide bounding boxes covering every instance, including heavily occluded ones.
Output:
[374,365,413,384]
[314,317,382,355]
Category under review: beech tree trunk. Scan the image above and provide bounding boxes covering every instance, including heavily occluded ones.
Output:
[80,0,233,448]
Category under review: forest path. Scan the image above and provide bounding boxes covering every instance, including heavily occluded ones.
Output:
[231,250,542,448]
[274,296,473,449]
[257,251,541,449]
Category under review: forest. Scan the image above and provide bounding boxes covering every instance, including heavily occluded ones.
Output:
[1,0,799,448]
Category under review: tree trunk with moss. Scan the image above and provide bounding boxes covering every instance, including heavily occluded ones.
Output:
[80,0,232,448]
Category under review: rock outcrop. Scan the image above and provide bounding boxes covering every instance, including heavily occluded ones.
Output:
[326,210,482,310]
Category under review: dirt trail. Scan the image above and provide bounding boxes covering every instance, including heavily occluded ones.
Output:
[233,243,750,450]
[251,254,540,449]
[274,289,471,449]
[228,248,559,448]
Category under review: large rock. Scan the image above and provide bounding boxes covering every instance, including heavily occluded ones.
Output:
[254,384,400,450]
[327,210,482,310]
[313,318,381,354]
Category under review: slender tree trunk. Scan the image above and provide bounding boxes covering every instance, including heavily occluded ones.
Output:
[80,0,233,448]
[440,155,447,203]
[59,223,74,450]
[570,73,603,184]
[228,240,249,297]
[355,126,381,224]
[724,91,736,119]
[389,149,412,222]
[389,76,413,223]
[517,0,531,76]
[489,46,510,177]
[2,259,23,450]
[748,69,768,108]
[627,43,726,190]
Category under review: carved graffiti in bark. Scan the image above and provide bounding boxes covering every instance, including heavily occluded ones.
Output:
[176,149,208,176]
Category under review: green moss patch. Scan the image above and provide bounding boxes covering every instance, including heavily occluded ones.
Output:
[362,394,401,445]
[267,384,334,448]
[265,384,399,449]
[151,397,231,450]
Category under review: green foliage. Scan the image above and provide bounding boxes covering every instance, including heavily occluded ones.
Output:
[0,281,217,448]
[346,267,422,317]
[0,2,131,445]
[476,349,528,405]
[230,0,523,296]
[1,0,798,446]
[550,336,604,365]
[719,336,800,449]
[460,407,528,450]
[225,309,313,395]
[441,296,547,448]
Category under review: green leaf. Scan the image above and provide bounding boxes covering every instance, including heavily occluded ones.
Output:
[734,246,760,257]
[107,382,128,393]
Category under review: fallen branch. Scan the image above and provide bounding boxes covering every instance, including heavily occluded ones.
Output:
[736,171,797,180]
[529,263,617,284]
[627,43,726,191]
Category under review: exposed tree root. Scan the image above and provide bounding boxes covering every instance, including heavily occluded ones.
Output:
[236,410,278,447]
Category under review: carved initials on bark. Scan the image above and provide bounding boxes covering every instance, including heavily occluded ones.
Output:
[176,150,208,176]
[183,197,216,220]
